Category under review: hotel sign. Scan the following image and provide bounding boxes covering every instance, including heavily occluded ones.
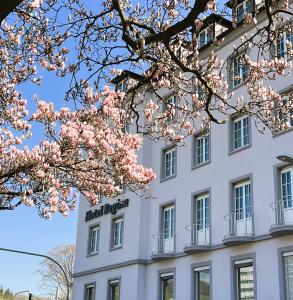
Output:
[85,198,129,222]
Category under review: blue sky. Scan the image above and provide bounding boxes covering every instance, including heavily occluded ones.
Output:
[0,66,79,295]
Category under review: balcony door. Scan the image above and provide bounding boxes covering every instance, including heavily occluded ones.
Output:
[195,194,210,245]
[281,167,293,224]
[234,181,252,236]
[163,205,175,252]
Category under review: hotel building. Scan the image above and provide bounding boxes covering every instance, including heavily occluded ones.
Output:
[72,1,293,299]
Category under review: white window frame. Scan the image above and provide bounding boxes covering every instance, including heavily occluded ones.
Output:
[112,217,124,248]
[281,167,293,209]
[279,95,293,128]
[194,133,210,166]
[108,279,120,300]
[283,251,293,299]
[85,284,95,300]
[236,0,253,23]
[235,261,255,300]
[160,272,174,300]
[276,30,293,59]
[163,205,175,239]
[234,181,251,221]
[232,116,250,150]
[163,148,176,179]
[194,266,211,300]
[88,225,100,255]
[198,25,213,49]
[195,194,210,230]
[117,79,127,92]
[229,54,249,89]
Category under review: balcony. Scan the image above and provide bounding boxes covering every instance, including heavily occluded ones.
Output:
[223,213,254,246]
[184,224,211,254]
[151,233,175,261]
[270,200,293,237]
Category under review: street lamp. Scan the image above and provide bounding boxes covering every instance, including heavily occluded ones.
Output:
[276,154,293,163]
[14,290,29,298]
[0,247,70,300]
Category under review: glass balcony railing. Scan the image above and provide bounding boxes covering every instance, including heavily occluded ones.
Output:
[185,223,210,248]
[152,233,175,256]
[270,199,293,228]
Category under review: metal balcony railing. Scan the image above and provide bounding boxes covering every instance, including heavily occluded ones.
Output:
[224,212,254,239]
[152,233,175,255]
[270,199,293,228]
[185,223,210,247]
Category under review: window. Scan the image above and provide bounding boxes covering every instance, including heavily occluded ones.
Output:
[117,79,127,92]
[163,148,176,179]
[108,279,120,300]
[88,225,100,255]
[232,116,250,150]
[194,133,210,166]
[194,266,211,300]
[235,181,251,221]
[281,167,293,209]
[195,194,209,231]
[85,284,95,300]
[163,205,175,241]
[229,54,249,89]
[234,259,255,300]
[236,0,253,23]
[278,95,293,128]
[276,31,293,59]
[198,26,213,49]
[164,95,178,121]
[160,273,174,300]
[283,251,293,300]
[112,217,124,249]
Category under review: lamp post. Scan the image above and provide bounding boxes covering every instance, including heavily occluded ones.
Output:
[14,290,29,298]
[0,247,70,300]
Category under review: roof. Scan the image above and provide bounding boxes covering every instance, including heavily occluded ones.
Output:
[111,70,143,84]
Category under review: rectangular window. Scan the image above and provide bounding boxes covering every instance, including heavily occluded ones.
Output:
[85,284,95,300]
[163,205,175,240]
[195,194,209,231]
[278,95,293,128]
[276,31,293,59]
[283,251,293,300]
[160,273,174,300]
[194,266,211,300]
[117,79,127,92]
[232,116,250,150]
[236,0,253,23]
[88,225,100,255]
[229,54,249,89]
[163,148,176,179]
[112,217,124,249]
[235,181,251,221]
[108,279,120,300]
[281,167,293,209]
[194,134,210,166]
[235,260,255,300]
[198,26,213,49]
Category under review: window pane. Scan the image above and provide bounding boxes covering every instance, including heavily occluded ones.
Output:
[284,255,293,300]
[86,286,95,300]
[282,170,293,208]
[110,284,119,300]
[238,265,254,300]
[197,270,210,300]
[162,277,173,300]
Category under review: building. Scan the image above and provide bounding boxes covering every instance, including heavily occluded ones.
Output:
[72,1,293,299]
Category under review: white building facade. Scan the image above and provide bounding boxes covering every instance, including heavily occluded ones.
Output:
[73,1,293,299]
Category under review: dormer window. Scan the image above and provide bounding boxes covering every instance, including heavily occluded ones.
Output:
[198,26,213,49]
[236,0,253,23]
[117,79,127,92]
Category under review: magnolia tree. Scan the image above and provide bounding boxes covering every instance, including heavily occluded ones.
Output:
[0,0,292,216]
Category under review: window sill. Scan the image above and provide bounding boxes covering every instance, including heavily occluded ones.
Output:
[160,174,176,183]
[229,143,251,156]
[272,127,293,138]
[109,245,123,252]
[87,252,99,258]
[192,160,210,171]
